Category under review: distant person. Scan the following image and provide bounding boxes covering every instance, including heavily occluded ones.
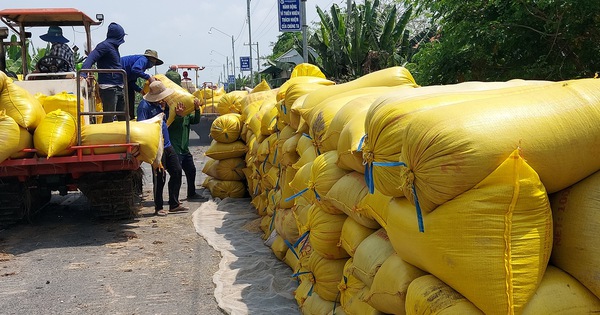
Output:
[38,26,75,72]
[121,49,163,120]
[137,81,188,216]
[180,71,196,93]
[165,65,181,86]
[81,22,126,123]
[168,100,206,201]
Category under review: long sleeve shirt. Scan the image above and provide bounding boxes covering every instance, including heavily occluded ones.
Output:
[136,99,171,148]
[121,55,152,92]
[168,109,201,154]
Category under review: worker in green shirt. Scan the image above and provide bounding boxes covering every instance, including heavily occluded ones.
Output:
[169,99,206,200]
[165,65,182,86]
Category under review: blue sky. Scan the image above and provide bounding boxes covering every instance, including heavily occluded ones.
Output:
[4,0,341,85]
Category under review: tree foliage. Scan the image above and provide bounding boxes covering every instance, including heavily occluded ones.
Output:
[407,0,600,85]
[309,0,414,81]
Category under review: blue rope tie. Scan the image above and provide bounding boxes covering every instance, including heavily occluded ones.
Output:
[364,161,407,194]
[280,103,287,114]
[302,133,312,139]
[269,208,276,231]
[284,187,308,202]
[357,134,366,152]
[284,239,300,260]
[411,184,425,233]
[272,147,278,164]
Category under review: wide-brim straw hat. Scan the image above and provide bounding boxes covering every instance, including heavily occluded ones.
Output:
[40,26,69,44]
[144,81,174,102]
[144,49,164,66]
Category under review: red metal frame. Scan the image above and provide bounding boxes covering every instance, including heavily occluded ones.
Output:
[0,143,141,182]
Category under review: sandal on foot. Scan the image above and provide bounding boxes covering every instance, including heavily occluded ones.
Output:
[169,205,189,213]
[154,209,168,216]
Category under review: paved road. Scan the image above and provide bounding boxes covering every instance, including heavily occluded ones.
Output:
[0,129,226,315]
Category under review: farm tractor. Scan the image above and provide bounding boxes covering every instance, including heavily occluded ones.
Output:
[0,8,143,226]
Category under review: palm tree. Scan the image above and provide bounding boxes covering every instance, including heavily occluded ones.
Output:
[310,0,414,81]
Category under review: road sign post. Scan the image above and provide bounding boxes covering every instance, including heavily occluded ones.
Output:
[240,56,251,72]
[278,0,302,32]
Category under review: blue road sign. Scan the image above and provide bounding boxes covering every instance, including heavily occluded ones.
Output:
[278,0,301,32]
[240,56,251,71]
[228,75,235,85]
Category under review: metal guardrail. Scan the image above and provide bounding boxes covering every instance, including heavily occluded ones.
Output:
[76,68,130,145]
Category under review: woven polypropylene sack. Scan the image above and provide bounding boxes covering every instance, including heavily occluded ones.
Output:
[323,172,380,228]
[0,78,45,129]
[290,63,326,79]
[387,150,552,315]
[81,115,162,164]
[217,90,248,115]
[308,250,348,301]
[398,78,600,213]
[405,275,484,315]
[144,74,200,126]
[363,253,427,314]
[33,109,76,157]
[205,140,247,160]
[201,176,246,198]
[202,157,245,181]
[307,204,349,260]
[10,127,34,159]
[363,80,552,198]
[210,113,242,144]
[301,67,417,115]
[521,265,600,314]
[549,170,600,299]
[0,110,20,162]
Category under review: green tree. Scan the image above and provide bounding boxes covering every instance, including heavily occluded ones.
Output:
[5,35,46,76]
[310,0,415,82]
[407,0,600,85]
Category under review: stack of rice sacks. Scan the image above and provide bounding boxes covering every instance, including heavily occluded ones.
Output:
[200,81,275,198]
[193,85,226,114]
[235,62,600,315]
[0,70,163,167]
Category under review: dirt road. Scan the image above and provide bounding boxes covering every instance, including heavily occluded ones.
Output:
[0,141,226,314]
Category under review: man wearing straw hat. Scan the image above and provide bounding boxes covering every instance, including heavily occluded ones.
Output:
[121,49,163,120]
[39,26,75,72]
[137,81,188,216]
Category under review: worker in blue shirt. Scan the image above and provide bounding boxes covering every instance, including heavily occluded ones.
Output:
[137,81,188,216]
[121,49,163,120]
[81,22,126,123]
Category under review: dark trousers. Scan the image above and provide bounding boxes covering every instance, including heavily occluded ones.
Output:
[99,86,125,122]
[127,83,137,121]
[153,146,182,210]
[178,152,197,197]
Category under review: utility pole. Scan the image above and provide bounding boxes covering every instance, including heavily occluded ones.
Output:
[246,0,254,86]
[301,0,308,62]
[244,42,260,73]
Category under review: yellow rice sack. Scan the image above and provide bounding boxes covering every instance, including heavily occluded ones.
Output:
[308,251,348,302]
[307,204,349,260]
[398,78,600,213]
[387,150,552,315]
[323,172,380,228]
[362,80,552,198]
[405,275,484,315]
[549,170,600,299]
[205,140,247,160]
[202,176,246,198]
[339,217,377,257]
[273,207,300,243]
[522,265,600,314]
[144,74,200,126]
[277,76,335,102]
[251,79,271,93]
[302,66,417,113]
[290,63,326,79]
[202,157,245,181]
[282,82,329,125]
[364,253,427,314]
[337,111,369,173]
[210,113,242,144]
[81,115,162,164]
[321,95,376,153]
[37,91,84,126]
[0,78,45,129]
[0,110,20,162]
[339,259,383,315]
[350,228,395,287]
[356,190,393,229]
[33,109,76,157]
[10,126,34,159]
[217,90,248,115]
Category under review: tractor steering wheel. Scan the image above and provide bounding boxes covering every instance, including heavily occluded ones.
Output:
[37,56,70,73]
